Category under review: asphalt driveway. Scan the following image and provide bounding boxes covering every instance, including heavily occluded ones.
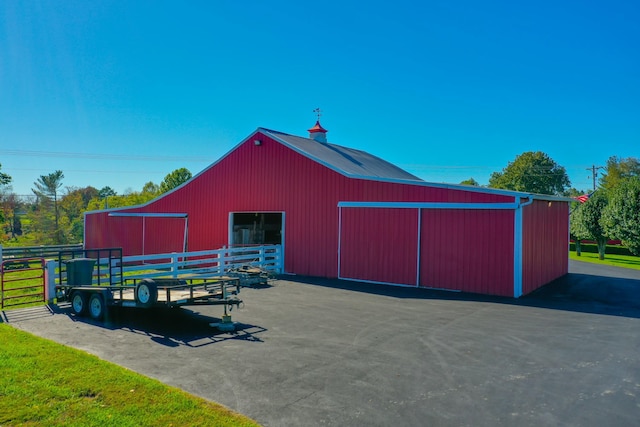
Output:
[6,260,640,426]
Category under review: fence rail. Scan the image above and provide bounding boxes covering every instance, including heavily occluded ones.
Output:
[1,244,282,303]
[1,244,83,261]
[47,245,282,287]
[115,245,282,281]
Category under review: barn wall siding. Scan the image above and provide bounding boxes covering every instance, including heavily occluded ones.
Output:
[521,200,569,295]
[419,209,515,296]
[339,208,419,285]
[85,130,568,296]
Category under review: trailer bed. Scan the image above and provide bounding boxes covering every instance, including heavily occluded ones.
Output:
[116,275,241,307]
[58,274,242,320]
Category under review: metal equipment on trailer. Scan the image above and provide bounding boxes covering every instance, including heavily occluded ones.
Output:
[55,248,242,330]
[227,264,274,287]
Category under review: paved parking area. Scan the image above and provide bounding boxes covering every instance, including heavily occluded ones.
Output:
[6,261,640,426]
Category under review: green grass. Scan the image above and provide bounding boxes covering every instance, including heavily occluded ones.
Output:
[0,324,260,427]
[569,250,640,270]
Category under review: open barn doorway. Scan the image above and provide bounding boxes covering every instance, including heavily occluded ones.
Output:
[230,212,283,246]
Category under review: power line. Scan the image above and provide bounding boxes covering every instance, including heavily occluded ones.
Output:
[0,149,210,162]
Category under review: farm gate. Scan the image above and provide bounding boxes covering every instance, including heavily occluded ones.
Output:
[1,258,46,309]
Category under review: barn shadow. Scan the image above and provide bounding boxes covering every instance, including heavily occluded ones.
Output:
[50,303,266,347]
[284,270,640,320]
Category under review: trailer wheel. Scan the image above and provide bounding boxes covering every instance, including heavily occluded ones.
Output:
[88,293,105,320]
[71,292,87,316]
[135,279,158,307]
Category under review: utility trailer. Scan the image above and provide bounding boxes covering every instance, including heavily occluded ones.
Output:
[55,248,242,330]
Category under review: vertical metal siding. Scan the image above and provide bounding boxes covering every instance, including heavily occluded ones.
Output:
[143,217,186,254]
[521,200,569,294]
[339,208,418,285]
[419,209,515,296]
[85,215,144,256]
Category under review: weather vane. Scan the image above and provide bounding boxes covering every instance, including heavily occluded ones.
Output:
[313,107,322,121]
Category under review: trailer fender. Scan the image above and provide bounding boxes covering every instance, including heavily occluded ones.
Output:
[135,279,158,307]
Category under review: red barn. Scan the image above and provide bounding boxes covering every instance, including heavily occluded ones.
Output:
[84,122,570,297]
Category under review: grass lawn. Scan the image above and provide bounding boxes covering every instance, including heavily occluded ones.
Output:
[569,250,640,270]
[0,324,259,427]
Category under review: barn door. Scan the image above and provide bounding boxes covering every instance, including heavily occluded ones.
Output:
[338,208,419,286]
[230,212,284,246]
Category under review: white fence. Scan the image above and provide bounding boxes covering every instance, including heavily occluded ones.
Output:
[45,245,283,290]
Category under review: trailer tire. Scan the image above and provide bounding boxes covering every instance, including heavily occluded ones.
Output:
[88,293,105,320]
[135,279,158,307]
[71,291,87,316]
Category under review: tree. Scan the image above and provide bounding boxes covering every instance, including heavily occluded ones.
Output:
[0,163,11,186]
[601,177,640,255]
[570,191,610,260]
[567,188,592,256]
[142,181,160,195]
[98,186,117,199]
[599,156,640,192]
[488,151,570,195]
[96,186,117,209]
[32,170,65,243]
[1,193,23,241]
[87,184,156,212]
[460,178,479,186]
[58,187,99,243]
[159,168,192,194]
[569,205,589,256]
[0,163,12,226]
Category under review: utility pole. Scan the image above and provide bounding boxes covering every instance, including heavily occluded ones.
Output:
[586,165,604,192]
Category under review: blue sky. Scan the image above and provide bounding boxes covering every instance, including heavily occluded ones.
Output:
[1,0,638,196]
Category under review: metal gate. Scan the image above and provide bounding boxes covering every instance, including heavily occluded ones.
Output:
[1,258,46,309]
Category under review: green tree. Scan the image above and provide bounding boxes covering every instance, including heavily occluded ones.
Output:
[98,186,117,198]
[601,177,640,255]
[97,186,117,209]
[489,151,570,195]
[0,163,11,186]
[32,170,65,243]
[0,163,12,226]
[460,178,479,186]
[599,156,640,192]
[58,187,99,243]
[569,204,589,256]
[1,193,24,241]
[159,168,192,194]
[567,188,592,256]
[570,191,610,260]
[87,187,156,212]
[142,181,160,195]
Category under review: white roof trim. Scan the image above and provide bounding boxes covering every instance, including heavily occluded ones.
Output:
[108,212,188,218]
[338,201,520,210]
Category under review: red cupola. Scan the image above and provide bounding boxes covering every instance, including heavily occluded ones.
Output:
[308,120,328,143]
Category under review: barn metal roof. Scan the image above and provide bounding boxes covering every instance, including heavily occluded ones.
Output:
[260,128,423,182]
[258,127,573,203]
